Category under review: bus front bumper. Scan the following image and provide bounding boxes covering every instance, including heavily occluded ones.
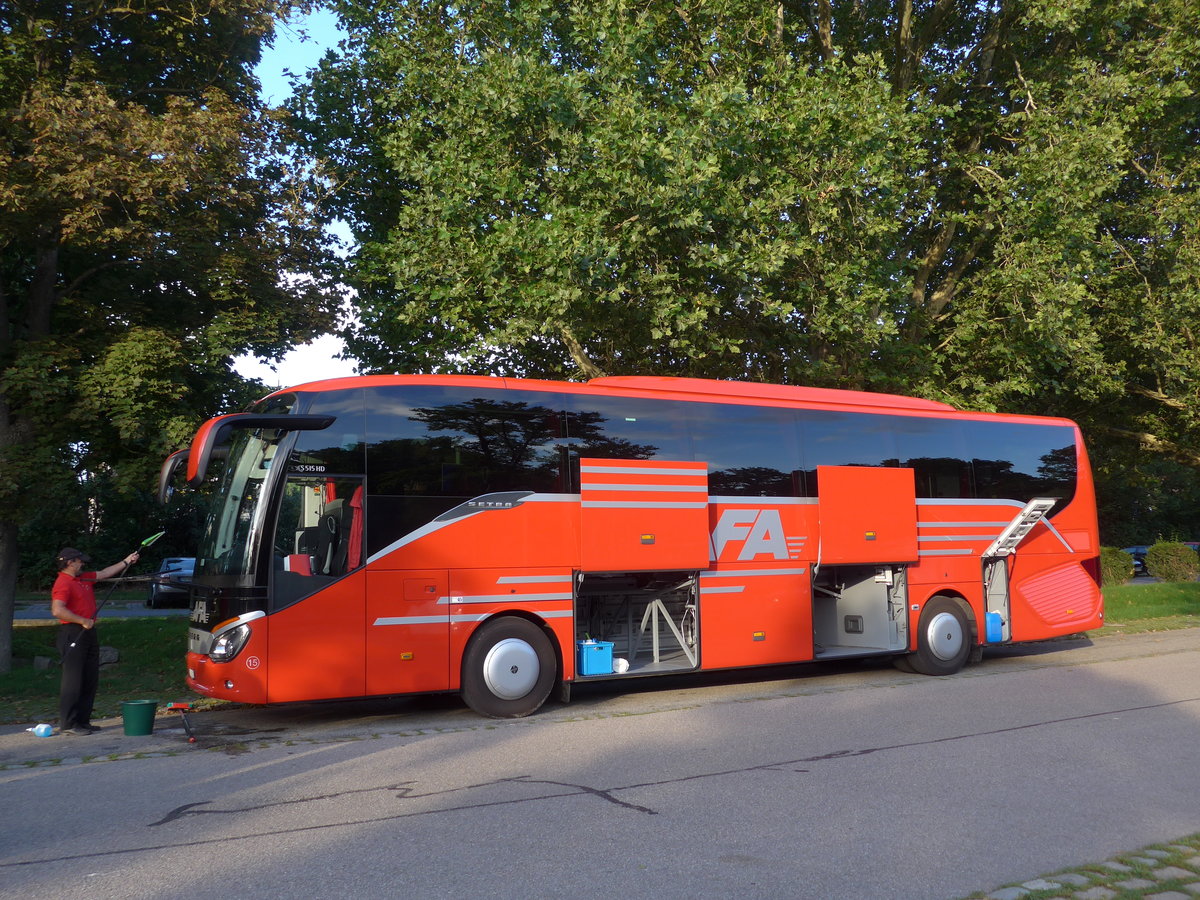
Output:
[186,651,267,705]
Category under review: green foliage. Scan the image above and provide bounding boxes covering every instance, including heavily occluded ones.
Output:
[297,0,1200,471]
[1092,445,1200,547]
[1145,541,1200,583]
[1100,547,1134,586]
[0,0,339,670]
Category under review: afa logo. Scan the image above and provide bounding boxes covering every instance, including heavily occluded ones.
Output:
[710,508,805,562]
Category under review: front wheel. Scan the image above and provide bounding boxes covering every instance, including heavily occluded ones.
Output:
[906,596,972,676]
[461,617,557,718]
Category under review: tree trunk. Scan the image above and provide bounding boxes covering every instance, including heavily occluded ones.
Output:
[0,393,34,675]
[560,325,606,379]
[0,519,17,675]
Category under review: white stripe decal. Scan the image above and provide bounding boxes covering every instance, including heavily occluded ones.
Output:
[702,568,808,578]
[919,522,1010,529]
[441,592,573,605]
[918,499,1025,508]
[919,535,997,542]
[374,610,573,627]
[700,586,744,594]
[581,465,706,476]
[373,616,446,626]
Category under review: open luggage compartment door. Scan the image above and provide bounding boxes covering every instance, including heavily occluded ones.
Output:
[817,466,918,565]
[579,459,709,571]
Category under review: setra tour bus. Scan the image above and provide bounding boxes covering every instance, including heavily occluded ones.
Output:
[159,374,1103,717]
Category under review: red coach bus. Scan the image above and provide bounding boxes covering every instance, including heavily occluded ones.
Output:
[160,375,1103,717]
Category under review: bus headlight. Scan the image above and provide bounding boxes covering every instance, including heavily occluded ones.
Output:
[209,623,251,662]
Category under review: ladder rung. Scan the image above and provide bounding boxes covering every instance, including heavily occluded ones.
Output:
[982,498,1057,558]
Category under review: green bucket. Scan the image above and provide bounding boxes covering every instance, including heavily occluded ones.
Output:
[121,699,158,736]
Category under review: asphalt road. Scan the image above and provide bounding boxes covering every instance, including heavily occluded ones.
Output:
[1,628,1198,900]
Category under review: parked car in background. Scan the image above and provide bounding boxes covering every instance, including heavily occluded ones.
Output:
[1122,546,1150,576]
[147,557,195,608]
[1121,542,1200,578]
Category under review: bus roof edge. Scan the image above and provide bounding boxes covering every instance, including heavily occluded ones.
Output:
[587,376,956,412]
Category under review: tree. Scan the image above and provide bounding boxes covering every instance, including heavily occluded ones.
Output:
[297,0,1199,467]
[0,1,340,672]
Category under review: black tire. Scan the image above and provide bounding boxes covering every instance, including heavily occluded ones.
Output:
[461,617,557,718]
[906,596,972,676]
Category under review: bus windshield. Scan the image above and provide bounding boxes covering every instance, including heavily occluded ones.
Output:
[195,395,299,581]
[195,426,283,580]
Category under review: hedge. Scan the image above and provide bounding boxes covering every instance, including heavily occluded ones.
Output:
[1144,541,1200,583]
[1100,547,1134,586]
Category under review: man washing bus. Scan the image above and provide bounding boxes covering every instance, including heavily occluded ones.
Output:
[51,546,139,735]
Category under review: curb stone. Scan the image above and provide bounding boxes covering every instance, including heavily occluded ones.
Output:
[973,834,1200,900]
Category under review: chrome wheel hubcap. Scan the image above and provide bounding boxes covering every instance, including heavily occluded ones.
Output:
[926,611,965,661]
[482,637,540,700]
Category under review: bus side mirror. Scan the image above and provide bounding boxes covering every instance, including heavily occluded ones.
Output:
[158,450,189,504]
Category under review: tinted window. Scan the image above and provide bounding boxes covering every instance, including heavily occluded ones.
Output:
[291,389,366,475]
[891,416,973,499]
[364,386,565,553]
[690,403,800,497]
[797,410,899,496]
[965,421,1076,503]
[563,395,691,461]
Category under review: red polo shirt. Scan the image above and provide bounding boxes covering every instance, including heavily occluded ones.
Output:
[52,571,99,623]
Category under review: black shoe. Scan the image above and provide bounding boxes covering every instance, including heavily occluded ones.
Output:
[81,723,102,733]
[61,727,91,736]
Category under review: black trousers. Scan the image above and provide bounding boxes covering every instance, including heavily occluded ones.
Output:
[57,624,99,730]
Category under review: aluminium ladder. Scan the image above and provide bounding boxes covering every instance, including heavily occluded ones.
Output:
[980,497,1058,644]
[982,497,1058,559]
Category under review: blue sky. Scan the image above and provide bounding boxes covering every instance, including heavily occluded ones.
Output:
[238,8,358,387]
[256,8,344,105]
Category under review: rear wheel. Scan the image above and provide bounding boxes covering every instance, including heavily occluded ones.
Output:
[461,617,557,718]
[907,596,972,676]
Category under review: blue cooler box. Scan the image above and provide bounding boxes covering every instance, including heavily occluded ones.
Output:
[577,641,614,676]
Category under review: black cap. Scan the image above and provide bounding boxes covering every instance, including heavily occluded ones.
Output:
[56,548,91,566]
